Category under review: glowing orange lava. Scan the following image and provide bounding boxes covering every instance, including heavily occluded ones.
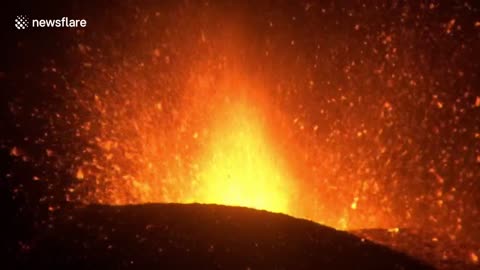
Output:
[192,99,294,213]
[73,71,299,218]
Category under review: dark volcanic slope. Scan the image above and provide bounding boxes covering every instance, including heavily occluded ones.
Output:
[355,229,480,270]
[7,203,432,270]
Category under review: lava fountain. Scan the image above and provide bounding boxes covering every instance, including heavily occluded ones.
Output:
[70,67,299,218]
[193,97,294,214]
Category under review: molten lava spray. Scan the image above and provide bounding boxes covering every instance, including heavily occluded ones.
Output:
[194,98,293,214]
[69,68,300,219]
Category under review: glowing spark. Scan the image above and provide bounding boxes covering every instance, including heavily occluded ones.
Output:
[351,197,359,210]
[446,19,456,34]
[470,252,479,264]
[10,147,21,157]
[387,227,400,233]
[76,168,85,180]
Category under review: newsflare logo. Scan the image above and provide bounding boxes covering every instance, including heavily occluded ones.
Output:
[14,15,87,30]
[15,15,29,30]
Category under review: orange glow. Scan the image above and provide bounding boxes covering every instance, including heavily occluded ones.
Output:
[65,27,398,231]
[68,71,398,230]
[72,71,301,218]
[193,99,293,213]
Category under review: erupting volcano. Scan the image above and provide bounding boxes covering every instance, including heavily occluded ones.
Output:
[2,0,479,269]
